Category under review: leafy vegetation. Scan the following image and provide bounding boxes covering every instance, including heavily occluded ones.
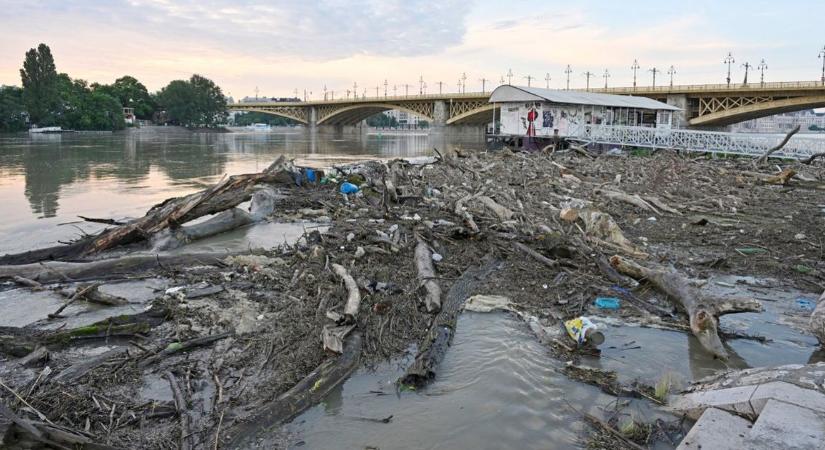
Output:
[55,75,125,131]
[155,75,227,127]
[366,112,398,127]
[0,86,28,132]
[19,43,60,126]
[92,76,156,119]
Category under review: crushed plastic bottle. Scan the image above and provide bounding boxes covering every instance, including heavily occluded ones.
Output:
[564,316,605,347]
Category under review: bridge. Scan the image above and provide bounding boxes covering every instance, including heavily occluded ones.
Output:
[228,80,825,130]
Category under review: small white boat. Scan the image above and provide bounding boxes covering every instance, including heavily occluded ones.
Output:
[246,123,272,132]
[29,126,73,134]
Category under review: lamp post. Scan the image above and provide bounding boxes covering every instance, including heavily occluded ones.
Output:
[724,52,735,87]
[352,82,358,99]
[631,59,640,91]
[254,86,259,101]
[375,85,379,97]
[506,68,513,85]
[582,71,594,91]
[649,67,659,88]
[323,84,328,101]
[479,78,488,93]
[565,65,573,90]
[741,62,752,85]
[393,85,397,96]
[403,83,410,97]
[461,72,467,93]
[603,69,610,89]
[667,65,676,88]
[346,89,351,100]
[545,73,551,89]
[457,79,462,93]
[383,79,388,98]
[437,81,443,94]
[758,59,768,86]
[422,82,427,94]
[523,75,533,87]
[818,46,825,86]
[419,75,425,95]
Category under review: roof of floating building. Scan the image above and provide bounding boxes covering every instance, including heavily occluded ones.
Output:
[488,85,681,111]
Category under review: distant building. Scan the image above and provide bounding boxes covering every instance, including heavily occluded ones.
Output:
[123,107,135,125]
[382,109,425,127]
[731,109,825,133]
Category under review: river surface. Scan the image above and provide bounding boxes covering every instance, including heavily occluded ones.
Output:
[0,127,479,255]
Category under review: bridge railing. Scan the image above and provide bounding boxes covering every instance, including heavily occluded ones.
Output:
[590,80,825,95]
[231,92,490,107]
[570,124,825,159]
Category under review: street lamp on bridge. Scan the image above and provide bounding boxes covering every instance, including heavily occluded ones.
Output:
[565,65,573,90]
[422,82,427,94]
[631,59,640,91]
[582,71,594,91]
[741,62,752,85]
[667,66,676,88]
[437,81,443,94]
[479,77,489,93]
[323,85,328,101]
[523,74,534,87]
[603,69,610,89]
[758,59,768,86]
[506,68,513,85]
[818,46,825,86]
[545,73,551,89]
[403,83,410,97]
[419,75,425,95]
[384,80,388,98]
[649,67,660,88]
[352,82,358,99]
[724,52,735,87]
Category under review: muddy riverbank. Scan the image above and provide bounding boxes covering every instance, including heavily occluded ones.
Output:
[0,148,823,448]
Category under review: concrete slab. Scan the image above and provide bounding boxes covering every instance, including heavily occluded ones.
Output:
[746,399,825,450]
[676,407,752,450]
[750,381,825,415]
[669,385,758,420]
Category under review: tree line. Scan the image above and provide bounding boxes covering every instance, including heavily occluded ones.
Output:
[0,43,228,132]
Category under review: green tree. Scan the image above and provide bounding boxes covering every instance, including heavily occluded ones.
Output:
[366,112,398,127]
[156,74,227,127]
[20,43,60,126]
[0,86,28,132]
[56,74,125,131]
[94,76,156,119]
[232,111,297,126]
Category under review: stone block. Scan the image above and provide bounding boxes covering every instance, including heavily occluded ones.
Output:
[746,399,825,450]
[669,385,758,420]
[750,381,825,415]
[676,407,751,450]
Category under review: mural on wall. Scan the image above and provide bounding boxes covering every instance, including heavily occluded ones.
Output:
[521,105,539,137]
[499,103,591,137]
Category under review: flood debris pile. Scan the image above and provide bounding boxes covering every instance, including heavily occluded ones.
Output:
[0,147,823,448]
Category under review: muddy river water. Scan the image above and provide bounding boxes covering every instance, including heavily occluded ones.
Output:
[1,128,823,449]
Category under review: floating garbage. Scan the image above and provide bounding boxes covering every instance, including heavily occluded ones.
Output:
[594,297,621,310]
[564,316,605,347]
[304,168,317,183]
[339,182,360,194]
[796,297,816,311]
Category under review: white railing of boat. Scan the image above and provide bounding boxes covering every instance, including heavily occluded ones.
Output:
[567,124,825,159]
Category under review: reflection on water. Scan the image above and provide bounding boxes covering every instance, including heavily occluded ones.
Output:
[0,127,482,254]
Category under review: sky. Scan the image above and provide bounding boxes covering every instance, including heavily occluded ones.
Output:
[2,0,825,100]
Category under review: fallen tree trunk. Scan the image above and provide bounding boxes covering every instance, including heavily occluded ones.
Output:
[415,237,442,312]
[0,252,233,284]
[227,332,362,449]
[0,157,293,265]
[801,152,825,165]
[753,124,800,166]
[595,189,660,214]
[400,259,499,387]
[609,255,762,359]
[811,290,825,345]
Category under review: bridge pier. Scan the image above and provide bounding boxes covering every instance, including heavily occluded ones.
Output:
[667,94,689,128]
[432,100,447,131]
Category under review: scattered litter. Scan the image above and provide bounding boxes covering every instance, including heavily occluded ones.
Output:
[796,297,816,311]
[464,295,514,313]
[431,253,443,262]
[594,297,621,310]
[339,182,359,194]
[794,233,806,240]
[564,316,605,347]
[735,247,767,255]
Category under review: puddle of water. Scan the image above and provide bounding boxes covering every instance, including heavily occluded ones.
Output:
[581,274,822,383]
[281,313,664,450]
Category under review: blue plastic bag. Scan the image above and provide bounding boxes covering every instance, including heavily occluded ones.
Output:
[594,297,621,310]
[305,168,317,183]
[339,182,359,194]
[796,297,816,311]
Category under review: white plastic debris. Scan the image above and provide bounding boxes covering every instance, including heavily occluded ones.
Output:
[432,253,443,262]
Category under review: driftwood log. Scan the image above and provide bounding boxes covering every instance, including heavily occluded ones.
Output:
[415,237,442,312]
[811,290,825,345]
[227,332,362,449]
[610,255,762,359]
[753,124,800,166]
[401,259,498,387]
[0,252,234,284]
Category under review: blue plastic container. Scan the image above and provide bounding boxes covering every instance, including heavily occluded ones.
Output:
[339,182,360,194]
[594,297,621,310]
